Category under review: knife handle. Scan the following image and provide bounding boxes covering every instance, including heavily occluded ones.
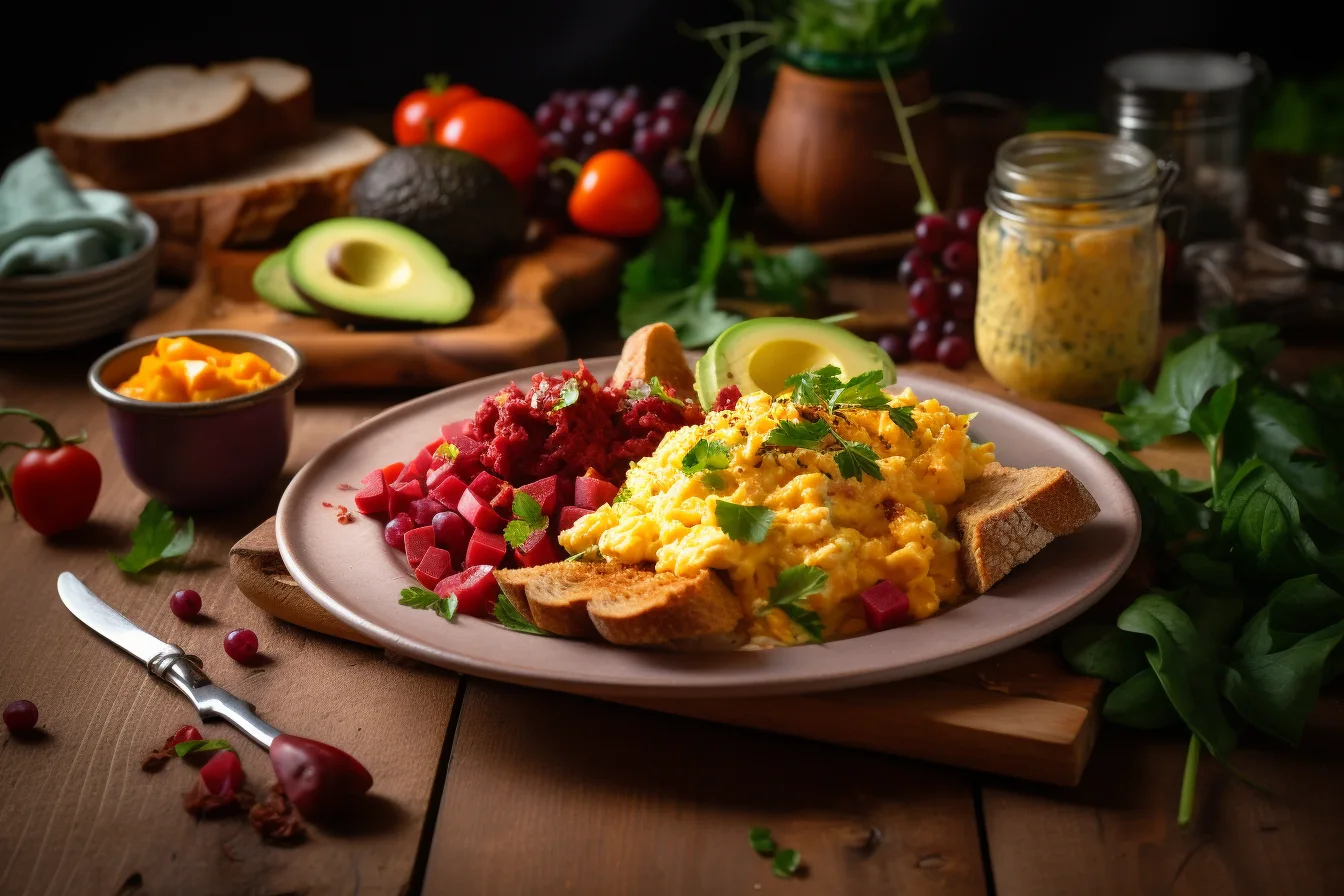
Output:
[151,648,283,750]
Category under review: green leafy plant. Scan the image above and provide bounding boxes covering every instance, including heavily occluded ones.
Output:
[111,500,195,574]
[759,563,828,641]
[1063,322,1344,825]
[503,492,549,549]
[399,586,458,623]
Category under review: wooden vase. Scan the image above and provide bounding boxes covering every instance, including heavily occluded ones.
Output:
[755,63,950,240]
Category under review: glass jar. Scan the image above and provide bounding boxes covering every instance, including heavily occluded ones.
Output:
[976,132,1174,407]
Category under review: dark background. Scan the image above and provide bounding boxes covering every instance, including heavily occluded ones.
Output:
[4,0,1333,131]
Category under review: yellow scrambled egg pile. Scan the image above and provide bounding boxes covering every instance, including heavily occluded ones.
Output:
[559,389,996,645]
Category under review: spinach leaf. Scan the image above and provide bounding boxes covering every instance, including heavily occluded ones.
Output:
[1061,625,1149,684]
[1177,590,1245,647]
[1220,459,1301,578]
[1223,620,1344,745]
[1067,428,1211,494]
[1103,334,1245,448]
[1104,668,1183,729]
[1236,575,1344,658]
[110,500,195,574]
[1307,364,1344,417]
[1117,594,1239,759]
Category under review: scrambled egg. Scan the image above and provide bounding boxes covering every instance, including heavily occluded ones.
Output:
[559,389,996,645]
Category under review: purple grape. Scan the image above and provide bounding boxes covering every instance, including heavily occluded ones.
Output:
[631,127,667,163]
[621,84,646,105]
[946,278,977,319]
[632,110,652,130]
[660,149,694,197]
[607,96,641,128]
[540,131,567,159]
[656,88,690,115]
[877,333,910,363]
[558,111,583,136]
[587,87,618,112]
[941,318,972,339]
[584,107,604,128]
[384,514,416,550]
[561,91,586,111]
[534,101,562,132]
[897,248,934,287]
[652,112,690,147]
[597,117,630,145]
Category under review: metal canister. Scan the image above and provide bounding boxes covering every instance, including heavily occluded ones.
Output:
[1102,51,1265,244]
[1281,156,1344,272]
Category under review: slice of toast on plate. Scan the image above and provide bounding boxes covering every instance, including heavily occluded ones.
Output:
[610,322,697,403]
[954,463,1101,594]
[495,562,632,638]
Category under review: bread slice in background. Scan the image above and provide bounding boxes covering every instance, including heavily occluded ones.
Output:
[209,59,313,146]
[955,464,1101,594]
[37,66,266,192]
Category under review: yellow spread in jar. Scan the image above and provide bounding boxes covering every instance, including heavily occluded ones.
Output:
[115,336,284,402]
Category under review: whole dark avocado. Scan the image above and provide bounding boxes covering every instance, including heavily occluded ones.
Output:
[350,145,525,271]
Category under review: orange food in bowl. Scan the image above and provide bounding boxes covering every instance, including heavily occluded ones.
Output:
[115,336,285,403]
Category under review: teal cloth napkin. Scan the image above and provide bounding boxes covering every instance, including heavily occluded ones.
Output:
[0,148,142,277]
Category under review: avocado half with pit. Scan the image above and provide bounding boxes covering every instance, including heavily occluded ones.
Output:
[695,317,898,408]
[286,217,474,327]
[252,250,316,316]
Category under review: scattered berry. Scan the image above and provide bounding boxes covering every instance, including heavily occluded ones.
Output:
[4,700,38,733]
[170,588,202,620]
[224,629,259,663]
[908,277,945,320]
[937,335,974,369]
[172,724,203,744]
[199,749,245,797]
[914,214,952,254]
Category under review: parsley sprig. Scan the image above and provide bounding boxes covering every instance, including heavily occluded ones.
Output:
[758,564,828,642]
[399,586,458,623]
[763,365,912,481]
[503,492,549,549]
[748,826,804,878]
[111,499,195,574]
[627,376,685,407]
[551,378,582,411]
[714,500,775,543]
[681,438,731,476]
[493,596,551,635]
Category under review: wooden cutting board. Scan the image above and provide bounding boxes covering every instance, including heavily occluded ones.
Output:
[129,235,623,389]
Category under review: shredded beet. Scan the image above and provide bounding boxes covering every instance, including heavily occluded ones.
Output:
[463,361,705,484]
[141,735,178,772]
[321,501,333,508]
[249,783,307,845]
[336,483,356,491]
[335,505,354,524]
[183,779,255,818]
[712,385,742,412]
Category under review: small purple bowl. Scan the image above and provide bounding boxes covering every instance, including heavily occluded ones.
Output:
[88,330,305,511]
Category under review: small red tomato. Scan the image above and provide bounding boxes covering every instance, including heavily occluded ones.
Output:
[393,75,480,147]
[567,150,662,237]
[10,444,101,536]
[436,98,540,190]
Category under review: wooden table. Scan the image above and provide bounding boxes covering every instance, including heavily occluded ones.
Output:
[3,290,1343,896]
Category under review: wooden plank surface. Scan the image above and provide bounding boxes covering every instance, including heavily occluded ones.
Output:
[0,342,458,895]
[423,679,988,895]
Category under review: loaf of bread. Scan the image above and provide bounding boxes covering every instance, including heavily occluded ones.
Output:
[208,58,314,146]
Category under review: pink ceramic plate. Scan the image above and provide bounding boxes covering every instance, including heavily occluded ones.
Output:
[276,357,1139,698]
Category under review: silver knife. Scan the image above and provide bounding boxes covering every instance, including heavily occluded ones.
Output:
[57,572,282,750]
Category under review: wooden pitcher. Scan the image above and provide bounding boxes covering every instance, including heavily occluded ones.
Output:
[755,63,950,240]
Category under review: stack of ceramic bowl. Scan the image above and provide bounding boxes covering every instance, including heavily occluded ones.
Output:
[0,212,158,351]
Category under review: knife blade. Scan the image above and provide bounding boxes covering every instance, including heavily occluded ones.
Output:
[57,572,283,749]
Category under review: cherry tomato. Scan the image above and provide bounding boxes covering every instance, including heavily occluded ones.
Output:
[436,98,540,191]
[393,75,479,147]
[1,409,101,536]
[567,150,662,237]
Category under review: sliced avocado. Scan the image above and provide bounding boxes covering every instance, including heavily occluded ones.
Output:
[286,217,474,327]
[695,317,897,408]
[350,145,525,271]
[252,250,317,316]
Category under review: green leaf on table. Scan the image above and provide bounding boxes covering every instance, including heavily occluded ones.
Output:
[681,439,732,476]
[1103,333,1245,448]
[1061,625,1150,684]
[1176,553,1241,593]
[1235,575,1344,659]
[1117,593,1239,759]
[110,500,195,574]
[714,500,775,544]
[1067,428,1211,494]
[1177,590,1246,647]
[1307,364,1344,417]
[504,491,549,549]
[174,738,233,757]
[772,849,804,878]
[751,246,827,310]
[1223,619,1344,745]
[1220,459,1302,578]
[765,418,830,450]
[748,826,776,856]
[1103,668,1183,729]
[759,564,828,642]
[493,596,551,636]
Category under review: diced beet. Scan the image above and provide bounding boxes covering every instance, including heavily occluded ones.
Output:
[428,473,468,509]
[490,484,516,515]
[380,461,405,484]
[469,471,505,501]
[432,510,473,566]
[200,749,244,797]
[574,476,619,510]
[862,580,911,631]
[415,547,454,588]
[516,530,564,567]
[404,526,436,568]
[518,475,561,514]
[464,529,508,568]
[410,497,448,527]
[391,465,419,488]
[407,447,436,478]
[558,476,575,506]
[387,479,424,517]
[434,564,499,617]
[441,421,470,443]
[354,470,387,515]
[423,435,446,455]
[384,514,416,550]
[361,467,381,487]
[458,488,506,532]
[557,505,592,532]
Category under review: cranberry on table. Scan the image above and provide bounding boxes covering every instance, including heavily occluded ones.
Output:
[4,699,38,733]
[224,628,259,663]
[954,207,984,238]
[908,277,945,320]
[937,335,974,369]
[170,588,202,620]
[914,214,952,254]
[172,724,203,744]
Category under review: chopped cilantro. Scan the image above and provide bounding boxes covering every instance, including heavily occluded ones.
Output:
[399,586,458,624]
[628,376,685,407]
[772,849,803,878]
[749,826,776,855]
[434,442,460,462]
[834,438,883,481]
[551,378,582,411]
[701,471,726,491]
[714,500,775,543]
[765,418,830,449]
[888,405,918,436]
[785,365,843,407]
[435,595,459,621]
[110,499,195,574]
[648,376,685,406]
[173,739,233,757]
[681,438,731,476]
[613,485,632,503]
[493,596,551,635]
[758,564,828,641]
[503,491,549,549]
[775,366,910,482]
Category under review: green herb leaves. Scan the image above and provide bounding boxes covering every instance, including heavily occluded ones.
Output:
[111,500,195,574]
[434,442,460,462]
[747,825,804,878]
[681,439,731,476]
[714,500,774,543]
[759,564,828,641]
[765,418,830,449]
[552,378,582,411]
[493,596,550,635]
[748,826,776,855]
[627,376,685,407]
[174,738,233,757]
[503,492,549,549]
[887,405,918,436]
[834,439,882,481]
[399,586,458,623]
[768,365,911,481]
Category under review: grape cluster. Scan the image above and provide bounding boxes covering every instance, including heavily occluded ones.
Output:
[531,86,697,219]
[878,208,983,370]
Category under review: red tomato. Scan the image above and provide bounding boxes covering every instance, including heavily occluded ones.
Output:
[393,76,480,147]
[10,445,101,536]
[567,150,662,237]
[436,98,540,190]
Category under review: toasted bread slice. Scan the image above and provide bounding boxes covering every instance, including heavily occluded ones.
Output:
[610,322,697,403]
[586,569,742,645]
[955,464,1101,594]
[494,562,632,637]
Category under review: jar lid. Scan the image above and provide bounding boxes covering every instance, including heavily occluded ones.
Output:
[1286,156,1344,211]
[1104,51,1257,129]
[992,131,1160,203]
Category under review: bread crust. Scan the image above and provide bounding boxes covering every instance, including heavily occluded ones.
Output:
[209,59,314,147]
[610,322,698,402]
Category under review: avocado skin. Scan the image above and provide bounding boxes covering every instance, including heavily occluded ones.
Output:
[350,145,525,271]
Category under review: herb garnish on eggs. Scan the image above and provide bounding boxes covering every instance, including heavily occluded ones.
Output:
[714,500,775,543]
[758,564,828,642]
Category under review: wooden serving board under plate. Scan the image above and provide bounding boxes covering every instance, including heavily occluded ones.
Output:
[129,235,623,389]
